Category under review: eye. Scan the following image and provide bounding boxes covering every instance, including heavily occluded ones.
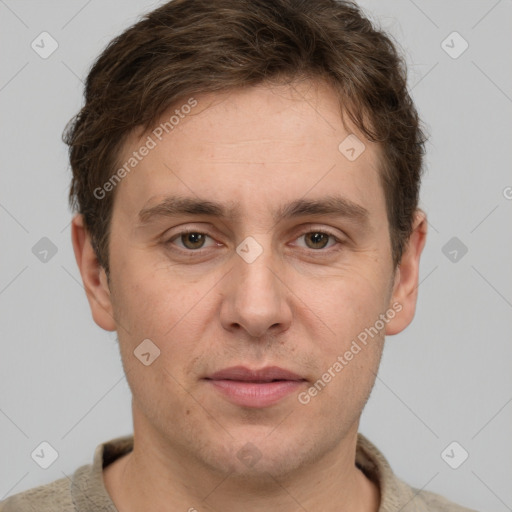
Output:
[168,231,217,250]
[294,230,341,250]
[165,228,342,253]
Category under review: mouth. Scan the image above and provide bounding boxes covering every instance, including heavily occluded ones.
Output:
[204,366,307,408]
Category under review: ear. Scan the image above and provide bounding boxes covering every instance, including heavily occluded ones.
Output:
[71,214,116,331]
[385,209,428,336]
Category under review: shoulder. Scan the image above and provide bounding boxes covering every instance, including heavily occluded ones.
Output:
[0,476,74,512]
[411,486,479,512]
[0,436,132,512]
[356,433,480,512]
[380,473,480,512]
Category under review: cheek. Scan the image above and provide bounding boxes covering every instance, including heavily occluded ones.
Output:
[298,266,390,345]
[297,275,387,417]
[292,267,389,404]
[113,274,210,420]
[110,258,225,391]
[112,254,214,339]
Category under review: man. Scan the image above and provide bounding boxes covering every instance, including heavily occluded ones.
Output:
[0,0,478,510]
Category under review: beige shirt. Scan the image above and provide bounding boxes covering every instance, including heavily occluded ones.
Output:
[0,433,477,511]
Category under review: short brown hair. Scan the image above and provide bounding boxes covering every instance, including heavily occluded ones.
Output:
[64,0,426,274]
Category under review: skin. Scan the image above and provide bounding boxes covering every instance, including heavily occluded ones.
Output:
[72,79,427,512]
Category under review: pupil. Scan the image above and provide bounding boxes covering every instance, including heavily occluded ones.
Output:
[180,233,329,250]
[183,233,205,249]
[308,232,328,249]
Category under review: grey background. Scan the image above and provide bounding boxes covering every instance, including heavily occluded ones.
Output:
[1,0,511,510]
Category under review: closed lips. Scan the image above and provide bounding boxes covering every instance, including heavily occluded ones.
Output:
[205,366,306,382]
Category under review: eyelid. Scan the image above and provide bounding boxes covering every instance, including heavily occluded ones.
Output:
[289,226,344,250]
[290,223,346,241]
[164,231,346,257]
[166,228,219,251]
[164,223,346,254]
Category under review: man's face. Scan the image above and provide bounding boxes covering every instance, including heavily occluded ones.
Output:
[97,81,404,478]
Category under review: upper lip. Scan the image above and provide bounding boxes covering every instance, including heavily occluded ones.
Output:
[206,366,305,382]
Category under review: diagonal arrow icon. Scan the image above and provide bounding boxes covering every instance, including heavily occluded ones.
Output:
[338,134,365,161]
[236,236,263,263]
[32,237,58,263]
[31,441,59,468]
[442,236,468,263]
[134,339,161,365]
[236,442,262,467]
[441,441,469,469]
[31,31,59,59]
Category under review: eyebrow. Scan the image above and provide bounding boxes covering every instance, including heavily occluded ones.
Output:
[138,194,370,227]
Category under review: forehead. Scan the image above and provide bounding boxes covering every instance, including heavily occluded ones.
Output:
[112,80,385,224]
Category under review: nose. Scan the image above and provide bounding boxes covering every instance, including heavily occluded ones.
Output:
[219,243,293,339]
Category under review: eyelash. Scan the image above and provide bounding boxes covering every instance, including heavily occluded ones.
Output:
[164,228,344,254]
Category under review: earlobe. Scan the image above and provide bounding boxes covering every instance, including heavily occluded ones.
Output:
[385,209,428,336]
[71,214,117,332]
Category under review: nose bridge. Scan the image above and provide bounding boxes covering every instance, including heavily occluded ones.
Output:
[239,249,279,303]
[220,235,291,337]
[235,236,281,310]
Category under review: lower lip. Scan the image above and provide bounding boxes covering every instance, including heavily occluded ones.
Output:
[206,379,305,408]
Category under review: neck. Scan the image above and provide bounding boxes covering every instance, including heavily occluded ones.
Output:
[104,424,380,512]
